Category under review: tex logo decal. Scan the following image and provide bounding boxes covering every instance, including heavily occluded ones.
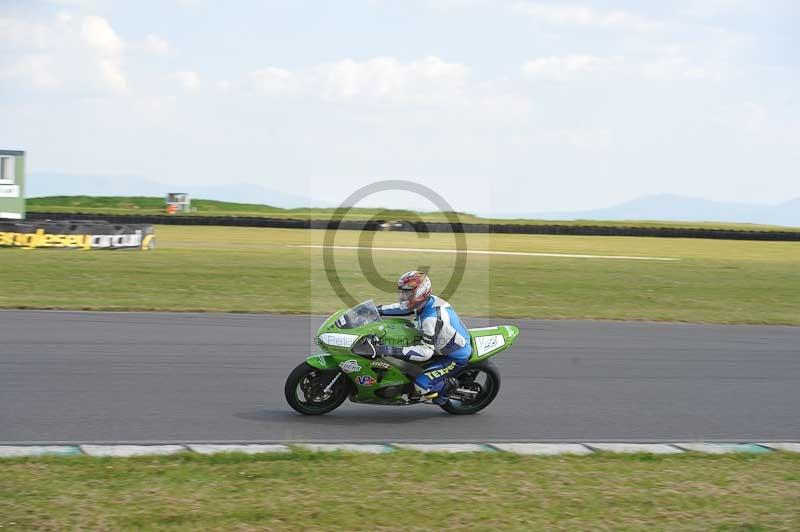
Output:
[424,361,457,380]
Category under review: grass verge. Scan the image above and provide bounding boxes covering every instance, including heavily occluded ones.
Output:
[1,226,799,324]
[1,450,798,531]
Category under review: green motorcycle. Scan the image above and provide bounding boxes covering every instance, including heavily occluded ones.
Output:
[285,300,520,415]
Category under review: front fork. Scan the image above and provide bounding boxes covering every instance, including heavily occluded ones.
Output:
[323,371,343,394]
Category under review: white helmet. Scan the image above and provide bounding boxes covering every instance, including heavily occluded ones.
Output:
[397,271,432,311]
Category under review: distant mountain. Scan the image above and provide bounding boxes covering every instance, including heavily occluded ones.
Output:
[26,172,317,209]
[493,194,800,227]
[25,174,800,227]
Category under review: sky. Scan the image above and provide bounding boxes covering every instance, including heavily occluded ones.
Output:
[1,0,798,214]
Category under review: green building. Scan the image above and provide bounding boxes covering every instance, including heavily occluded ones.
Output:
[0,150,25,220]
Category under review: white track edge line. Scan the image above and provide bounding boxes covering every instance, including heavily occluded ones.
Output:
[2,442,797,458]
[292,244,680,261]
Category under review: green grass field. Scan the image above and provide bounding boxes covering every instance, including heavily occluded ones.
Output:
[2,226,799,324]
[1,451,798,531]
[26,195,800,231]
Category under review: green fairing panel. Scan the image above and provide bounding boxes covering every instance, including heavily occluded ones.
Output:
[305,353,341,370]
[467,325,520,362]
[316,314,421,357]
[378,318,423,347]
[305,351,411,403]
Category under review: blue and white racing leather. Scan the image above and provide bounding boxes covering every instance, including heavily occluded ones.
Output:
[378,295,470,362]
[378,296,472,397]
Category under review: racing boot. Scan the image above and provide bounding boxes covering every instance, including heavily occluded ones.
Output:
[413,383,442,404]
[418,389,449,405]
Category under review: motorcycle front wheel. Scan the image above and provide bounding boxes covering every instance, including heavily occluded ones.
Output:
[285,362,349,415]
[439,360,501,415]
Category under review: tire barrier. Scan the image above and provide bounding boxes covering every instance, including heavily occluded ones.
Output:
[25,212,800,242]
[0,220,155,250]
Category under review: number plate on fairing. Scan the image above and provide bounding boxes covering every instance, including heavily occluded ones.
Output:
[474,334,506,357]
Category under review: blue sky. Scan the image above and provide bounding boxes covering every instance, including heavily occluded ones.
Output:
[1,0,797,213]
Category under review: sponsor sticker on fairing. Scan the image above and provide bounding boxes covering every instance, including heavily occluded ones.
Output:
[339,359,361,373]
[319,333,359,348]
[475,334,505,357]
[356,375,377,386]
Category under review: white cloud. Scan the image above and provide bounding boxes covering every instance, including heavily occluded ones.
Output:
[522,54,617,81]
[142,34,170,55]
[0,17,59,89]
[216,80,235,92]
[1,54,61,89]
[0,17,57,88]
[80,15,123,55]
[249,67,298,95]
[560,128,612,150]
[0,16,51,50]
[641,55,721,81]
[172,70,201,91]
[47,0,102,6]
[521,52,721,83]
[513,2,658,32]
[512,127,613,151]
[246,57,473,106]
[681,0,759,18]
[242,57,528,122]
[0,13,140,94]
[79,15,128,92]
[423,0,487,10]
[99,58,128,91]
[316,56,469,104]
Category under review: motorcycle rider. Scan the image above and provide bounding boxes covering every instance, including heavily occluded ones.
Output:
[376,271,472,404]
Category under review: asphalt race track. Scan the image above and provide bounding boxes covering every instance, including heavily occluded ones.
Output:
[1,311,798,443]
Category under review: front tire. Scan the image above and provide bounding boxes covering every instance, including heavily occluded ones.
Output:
[285,362,349,415]
[439,360,501,415]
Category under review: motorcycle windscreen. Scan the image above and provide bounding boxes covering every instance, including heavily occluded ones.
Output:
[336,300,382,329]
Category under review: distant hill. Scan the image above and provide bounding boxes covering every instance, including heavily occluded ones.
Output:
[497,194,800,227]
[26,172,317,209]
[24,172,800,227]
[25,195,800,232]
[25,195,481,224]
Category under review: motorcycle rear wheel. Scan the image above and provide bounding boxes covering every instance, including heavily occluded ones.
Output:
[285,362,349,415]
[439,360,501,415]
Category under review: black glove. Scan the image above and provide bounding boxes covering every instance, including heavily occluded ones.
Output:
[380,343,408,359]
[376,343,393,357]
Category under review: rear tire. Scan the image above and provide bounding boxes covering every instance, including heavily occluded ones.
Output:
[285,362,349,415]
[439,360,501,415]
